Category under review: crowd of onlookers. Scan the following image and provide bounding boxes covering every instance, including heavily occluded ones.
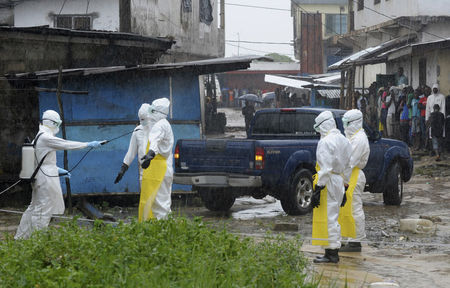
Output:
[357,68,448,161]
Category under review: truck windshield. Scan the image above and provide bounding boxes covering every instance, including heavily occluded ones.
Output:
[252,112,318,136]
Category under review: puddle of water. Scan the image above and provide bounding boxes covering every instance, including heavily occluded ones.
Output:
[232,197,285,220]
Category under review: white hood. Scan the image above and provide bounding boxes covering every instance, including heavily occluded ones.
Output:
[343,109,363,138]
[314,111,336,137]
[149,98,170,122]
[138,103,152,126]
[42,110,62,135]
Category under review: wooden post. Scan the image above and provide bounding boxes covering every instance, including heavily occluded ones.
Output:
[351,65,356,109]
[345,68,352,110]
[362,65,365,97]
[340,70,345,109]
[56,66,73,214]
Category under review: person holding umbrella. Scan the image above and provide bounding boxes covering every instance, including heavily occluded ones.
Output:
[242,100,255,137]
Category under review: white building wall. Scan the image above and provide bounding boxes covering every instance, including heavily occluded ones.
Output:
[14,0,120,31]
[421,22,450,42]
[354,0,450,30]
[355,63,386,89]
[131,0,224,61]
[386,50,439,89]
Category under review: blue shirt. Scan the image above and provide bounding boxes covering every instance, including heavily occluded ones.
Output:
[411,98,419,117]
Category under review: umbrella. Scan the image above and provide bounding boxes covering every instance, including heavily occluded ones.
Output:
[238,94,263,103]
[262,92,275,101]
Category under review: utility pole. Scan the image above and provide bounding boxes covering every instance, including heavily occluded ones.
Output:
[237,33,240,56]
[220,0,225,30]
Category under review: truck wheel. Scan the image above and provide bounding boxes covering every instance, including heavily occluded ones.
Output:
[281,169,314,215]
[383,161,403,205]
[198,187,235,212]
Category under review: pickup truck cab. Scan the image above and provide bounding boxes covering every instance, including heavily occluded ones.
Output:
[174,108,413,215]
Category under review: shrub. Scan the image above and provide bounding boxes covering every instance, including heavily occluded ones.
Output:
[0,217,317,287]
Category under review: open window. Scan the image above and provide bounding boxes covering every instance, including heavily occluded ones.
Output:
[199,0,213,25]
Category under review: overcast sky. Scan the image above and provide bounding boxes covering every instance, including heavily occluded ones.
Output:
[224,0,295,60]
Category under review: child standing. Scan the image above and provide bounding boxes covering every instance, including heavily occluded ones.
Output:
[429,104,445,161]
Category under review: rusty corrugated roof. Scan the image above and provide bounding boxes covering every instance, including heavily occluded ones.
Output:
[8,55,273,79]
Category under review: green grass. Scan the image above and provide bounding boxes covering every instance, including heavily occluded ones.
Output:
[0,217,318,287]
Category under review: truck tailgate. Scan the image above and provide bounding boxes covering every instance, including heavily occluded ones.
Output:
[176,139,256,174]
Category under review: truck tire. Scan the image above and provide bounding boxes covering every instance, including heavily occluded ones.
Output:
[281,169,314,215]
[198,187,235,212]
[383,161,403,205]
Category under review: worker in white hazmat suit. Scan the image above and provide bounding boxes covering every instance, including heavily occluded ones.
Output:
[426,83,446,122]
[311,111,352,263]
[339,109,370,252]
[114,103,154,184]
[139,98,174,221]
[15,110,105,239]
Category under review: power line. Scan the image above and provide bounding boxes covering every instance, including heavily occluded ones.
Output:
[226,42,295,57]
[225,3,290,12]
[58,0,68,15]
[226,40,293,45]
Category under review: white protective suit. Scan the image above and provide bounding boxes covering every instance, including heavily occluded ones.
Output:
[315,111,352,249]
[143,98,174,220]
[426,83,446,121]
[15,110,90,239]
[343,109,370,241]
[122,103,153,180]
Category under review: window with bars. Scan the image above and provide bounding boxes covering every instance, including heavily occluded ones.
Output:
[325,14,348,35]
[55,15,91,30]
[374,0,381,4]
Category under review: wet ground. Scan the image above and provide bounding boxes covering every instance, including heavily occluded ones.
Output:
[1,108,449,287]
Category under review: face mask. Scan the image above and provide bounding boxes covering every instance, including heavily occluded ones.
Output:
[43,119,61,134]
[343,117,362,129]
[140,118,151,126]
[342,118,349,129]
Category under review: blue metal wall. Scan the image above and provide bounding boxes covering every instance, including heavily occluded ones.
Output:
[39,71,201,195]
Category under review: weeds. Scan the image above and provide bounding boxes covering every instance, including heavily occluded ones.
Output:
[0,217,317,287]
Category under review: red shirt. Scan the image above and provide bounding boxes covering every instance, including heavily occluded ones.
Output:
[381,91,388,109]
[419,96,427,117]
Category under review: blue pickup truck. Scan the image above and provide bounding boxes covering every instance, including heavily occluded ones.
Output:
[174,108,414,215]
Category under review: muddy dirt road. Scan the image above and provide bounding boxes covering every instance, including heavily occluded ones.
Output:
[180,108,450,287]
[171,165,450,288]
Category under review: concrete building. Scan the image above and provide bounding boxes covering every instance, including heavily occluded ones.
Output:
[328,0,450,104]
[291,0,351,74]
[353,0,450,31]
[0,0,225,62]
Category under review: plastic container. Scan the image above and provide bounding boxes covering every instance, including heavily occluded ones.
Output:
[399,218,434,234]
[19,143,36,179]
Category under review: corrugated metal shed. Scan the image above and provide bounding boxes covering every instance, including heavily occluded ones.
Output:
[11,56,270,196]
[328,34,417,70]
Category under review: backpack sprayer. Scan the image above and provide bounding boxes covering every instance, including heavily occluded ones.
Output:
[19,133,46,182]
[0,129,137,196]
